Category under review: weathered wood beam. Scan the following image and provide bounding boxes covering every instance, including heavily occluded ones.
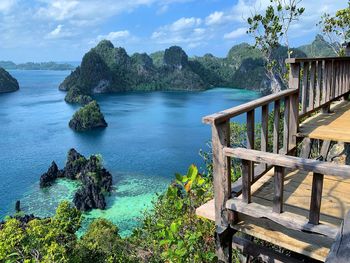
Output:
[309,173,324,225]
[273,100,280,154]
[273,166,285,214]
[326,210,350,263]
[286,57,350,64]
[241,159,251,204]
[212,120,233,262]
[224,147,350,178]
[226,198,338,238]
[202,89,298,125]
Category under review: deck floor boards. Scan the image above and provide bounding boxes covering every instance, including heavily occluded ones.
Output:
[298,100,350,142]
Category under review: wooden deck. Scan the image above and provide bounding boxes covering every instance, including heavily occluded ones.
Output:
[299,100,350,142]
[199,57,350,262]
[197,167,350,261]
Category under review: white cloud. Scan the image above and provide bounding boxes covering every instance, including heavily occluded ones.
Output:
[224,27,247,40]
[46,24,73,39]
[170,17,202,31]
[151,17,208,48]
[97,30,131,42]
[0,0,17,13]
[205,11,224,26]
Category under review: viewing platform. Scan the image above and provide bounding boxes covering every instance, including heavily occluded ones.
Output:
[196,57,350,262]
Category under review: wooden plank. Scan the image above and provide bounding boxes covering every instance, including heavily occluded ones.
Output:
[309,173,324,225]
[309,61,316,111]
[286,57,350,64]
[233,213,333,262]
[320,140,331,161]
[315,60,322,108]
[322,60,327,104]
[289,92,299,152]
[211,120,233,262]
[300,137,312,159]
[212,121,232,227]
[273,166,285,213]
[326,210,350,263]
[226,198,338,238]
[326,61,332,102]
[203,89,298,125]
[273,100,280,154]
[283,96,290,153]
[247,109,255,181]
[242,159,251,204]
[301,62,309,114]
[223,147,350,178]
[232,235,304,263]
[261,104,269,153]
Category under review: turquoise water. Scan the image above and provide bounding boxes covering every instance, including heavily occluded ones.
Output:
[0,70,260,236]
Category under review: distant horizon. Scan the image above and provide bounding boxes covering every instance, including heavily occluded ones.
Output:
[0,0,346,62]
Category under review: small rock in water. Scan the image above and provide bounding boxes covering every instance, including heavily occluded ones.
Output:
[15,200,21,212]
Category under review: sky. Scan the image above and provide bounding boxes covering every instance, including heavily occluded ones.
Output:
[0,0,346,62]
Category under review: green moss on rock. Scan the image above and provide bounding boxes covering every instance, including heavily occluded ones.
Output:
[69,101,107,132]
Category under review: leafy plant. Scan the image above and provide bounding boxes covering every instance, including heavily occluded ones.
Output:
[319,1,350,56]
[247,0,305,92]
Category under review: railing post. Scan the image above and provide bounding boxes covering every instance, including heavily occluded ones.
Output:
[211,120,233,263]
[309,172,324,225]
[288,63,300,155]
[273,166,285,213]
[247,109,255,181]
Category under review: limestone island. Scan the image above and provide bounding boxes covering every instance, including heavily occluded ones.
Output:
[40,148,113,211]
[0,67,19,93]
[68,100,107,132]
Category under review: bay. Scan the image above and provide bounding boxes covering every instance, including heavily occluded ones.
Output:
[0,70,260,235]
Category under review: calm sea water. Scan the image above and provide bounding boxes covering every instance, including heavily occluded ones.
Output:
[0,70,260,235]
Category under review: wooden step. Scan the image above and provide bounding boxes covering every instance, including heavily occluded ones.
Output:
[226,197,338,239]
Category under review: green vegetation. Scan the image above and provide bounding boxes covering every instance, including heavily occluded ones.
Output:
[0,67,19,93]
[247,0,305,92]
[0,61,75,70]
[319,1,350,56]
[65,87,93,105]
[69,101,107,131]
[0,201,81,262]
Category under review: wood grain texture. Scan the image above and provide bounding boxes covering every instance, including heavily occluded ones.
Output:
[202,89,298,124]
[326,210,350,263]
[273,166,284,213]
[299,100,350,142]
[226,198,338,238]
[223,147,350,178]
[211,121,232,227]
[309,173,324,225]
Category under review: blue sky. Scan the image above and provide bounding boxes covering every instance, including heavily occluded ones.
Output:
[0,0,346,62]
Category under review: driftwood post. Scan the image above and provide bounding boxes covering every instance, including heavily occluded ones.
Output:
[212,120,233,263]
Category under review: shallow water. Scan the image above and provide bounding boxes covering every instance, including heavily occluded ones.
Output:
[0,70,260,235]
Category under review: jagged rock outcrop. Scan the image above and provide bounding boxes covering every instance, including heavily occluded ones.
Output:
[39,149,113,211]
[39,161,62,187]
[0,67,19,93]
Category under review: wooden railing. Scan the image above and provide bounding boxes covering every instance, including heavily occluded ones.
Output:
[204,56,350,262]
[287,57,350,118]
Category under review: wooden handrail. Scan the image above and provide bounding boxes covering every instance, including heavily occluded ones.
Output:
[202,88,298,125]
[224,147,350,177]
[286,56,350,64]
